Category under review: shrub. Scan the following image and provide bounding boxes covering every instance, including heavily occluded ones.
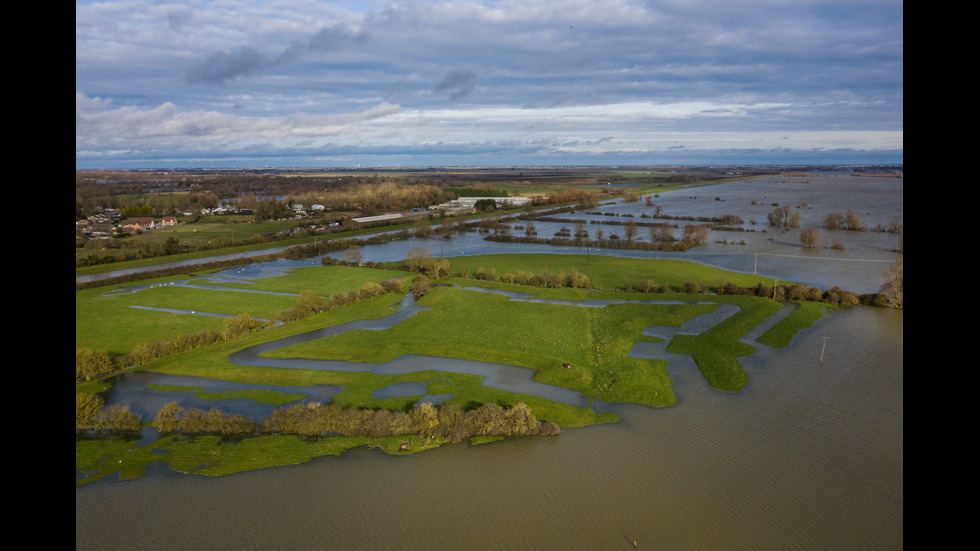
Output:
[93,404,143,432]
[680,281,701,294]
[154,402,184,434]
[223,312,266,339]
[638,279,664,293]
[824,212,843,229]
[76,348,117,383]
[412,275,432,296]
[359,281,384,300]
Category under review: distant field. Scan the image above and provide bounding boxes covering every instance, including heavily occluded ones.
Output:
[435,253,792,291]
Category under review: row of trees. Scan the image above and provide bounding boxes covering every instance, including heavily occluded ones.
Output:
[769,205,902,234]
[76,314,273,383]
[450,258,898,307]
[77,397,560,444]
[484,228,709,251]
[465,267,591,289]
[276,278,407,322]
[76,393,143,432]
[261,401,558,442]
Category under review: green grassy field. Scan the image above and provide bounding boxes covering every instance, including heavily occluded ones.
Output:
[267,284,719,406]
[439,253,792,291]
[75,265,411,356]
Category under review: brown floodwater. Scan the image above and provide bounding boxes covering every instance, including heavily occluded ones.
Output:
[75,305,902,550]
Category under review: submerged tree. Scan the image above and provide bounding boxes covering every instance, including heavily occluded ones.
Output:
[880,255,903,308]
[800,227,823,248]
[342,245,363,265]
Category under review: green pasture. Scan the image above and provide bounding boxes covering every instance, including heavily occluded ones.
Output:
[441,253,790,291]
[75,276,292,356]
[75,265,411,356]
[137,292,616,429]
[666,295,783,392]
[267,284,719,406]
[188,264,409,296]
[76,432,446,484]
[756,301,830,348]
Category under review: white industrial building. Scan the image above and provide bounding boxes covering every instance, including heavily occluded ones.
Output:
[441,196,532,209]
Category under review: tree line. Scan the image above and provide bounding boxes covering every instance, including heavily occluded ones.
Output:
[77,398,560,444]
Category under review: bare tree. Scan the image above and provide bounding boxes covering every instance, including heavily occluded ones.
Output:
[887,216,903,233]
[648,223,674,243]
[682,224,710,245]
[879,255,903,308]
[769,205,801,227]
[824,212,844,230]
[624,220,638,245]
[800,227,822,248]
[524,220,537,236]
[844,209,867,231]
[342,245,363,265]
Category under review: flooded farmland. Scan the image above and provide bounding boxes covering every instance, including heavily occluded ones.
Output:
[76,174,902,550]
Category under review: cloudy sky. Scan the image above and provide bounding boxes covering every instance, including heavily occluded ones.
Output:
[76,0,903,169]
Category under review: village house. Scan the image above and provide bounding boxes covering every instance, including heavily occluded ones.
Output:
[120,220,142,233]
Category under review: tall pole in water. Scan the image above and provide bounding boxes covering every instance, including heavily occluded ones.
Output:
[820,336,830,363]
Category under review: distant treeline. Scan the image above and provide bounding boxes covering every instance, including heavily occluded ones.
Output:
[446,187,510,197]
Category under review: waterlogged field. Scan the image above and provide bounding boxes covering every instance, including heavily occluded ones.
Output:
[76,253,827,484]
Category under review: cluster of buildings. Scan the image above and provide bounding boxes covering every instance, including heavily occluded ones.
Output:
[75,210,179,238]
[77,196,534,237]
[350,196,532,225]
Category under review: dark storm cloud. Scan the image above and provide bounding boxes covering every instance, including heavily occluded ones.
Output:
[432,69,477,101]
[184,46,271,84]
[184,23,366,84]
